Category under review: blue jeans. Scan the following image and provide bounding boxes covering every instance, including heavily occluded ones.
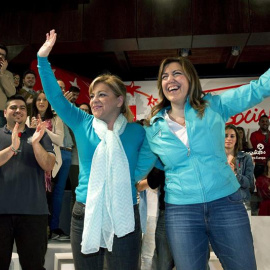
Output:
[152,210,174,270]
[0,214,47,270]
[50,149,72,230]
[165,189,257,270]
[71,201,142,270]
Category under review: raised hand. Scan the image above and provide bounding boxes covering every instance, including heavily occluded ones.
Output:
[11,122,21,151]
[32,121,46,144]
[37,29,57,58]
[64,91,74,102]
[0,58,8,74]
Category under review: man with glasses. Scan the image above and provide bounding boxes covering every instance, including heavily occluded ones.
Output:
[0,44,16,127]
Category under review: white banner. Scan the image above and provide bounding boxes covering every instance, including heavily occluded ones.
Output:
[125,77,270,133]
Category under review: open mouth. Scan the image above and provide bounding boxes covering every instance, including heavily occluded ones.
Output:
[168,86,180,92]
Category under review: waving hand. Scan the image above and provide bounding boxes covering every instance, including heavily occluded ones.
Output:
[38,29,57,58]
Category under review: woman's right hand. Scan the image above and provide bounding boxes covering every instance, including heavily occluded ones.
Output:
[37,29,57,57]
[31,116,38,128]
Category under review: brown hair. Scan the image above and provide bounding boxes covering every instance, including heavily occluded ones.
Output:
[89,74,134,122]
[225,124,241,156]
[151,57,208,119]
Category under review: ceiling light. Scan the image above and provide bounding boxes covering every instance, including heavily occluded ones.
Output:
[231,46,240,56]
[180,48,190,57]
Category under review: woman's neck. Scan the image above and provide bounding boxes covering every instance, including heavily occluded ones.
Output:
[170,103,185,117]
[225,148,234,157]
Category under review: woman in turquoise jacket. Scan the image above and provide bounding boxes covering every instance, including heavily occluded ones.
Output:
[136,57,270,270]
[37,30,145,270]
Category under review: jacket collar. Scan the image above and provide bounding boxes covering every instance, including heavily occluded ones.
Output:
[150,96,191,125]
[150,106,171,125]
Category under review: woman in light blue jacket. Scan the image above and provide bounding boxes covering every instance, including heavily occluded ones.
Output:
[136,57,270,270]
[37,30,145,270]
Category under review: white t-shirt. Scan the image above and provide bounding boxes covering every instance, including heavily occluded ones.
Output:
[164,110,189,147]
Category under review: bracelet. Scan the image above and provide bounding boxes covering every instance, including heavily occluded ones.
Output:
[10,146,18,156]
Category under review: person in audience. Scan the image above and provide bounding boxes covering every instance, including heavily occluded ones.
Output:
[79,102,92,114]
[225,124,255,209]
[27,91,64,238]
[256,157,270,216]
[66,85,80,105]
[0,95,55,270]
[37,29,149,270]
[13,73,21,93]
[135,56,270,270]
[250,114,270,178]
[48,79,75,241]
[18,69,38,116]
[0,44,16,127]
[140,168,175,270]
[27,91,64,187]
[236,126,253,152]
[69,102,92,211]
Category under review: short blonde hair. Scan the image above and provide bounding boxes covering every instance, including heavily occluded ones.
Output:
[89,74,134,122]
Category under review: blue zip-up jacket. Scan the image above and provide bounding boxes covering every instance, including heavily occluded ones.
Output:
[135,68,270,205]
[37,56,146,205]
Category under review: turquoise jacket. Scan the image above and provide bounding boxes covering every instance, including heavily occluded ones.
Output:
[136,68,270,205]
[37,56,145,205]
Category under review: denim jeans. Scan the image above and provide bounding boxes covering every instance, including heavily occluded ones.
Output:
[152,210,174,270]
[50,149,72,230]
[165,189,257,270]
[0,214,48,270]
[71,201,142,270]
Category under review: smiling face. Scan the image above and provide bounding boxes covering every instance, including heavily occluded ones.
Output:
[89,82,123,128]
[161,62,189,107]
[23,73,36,89]
[225,128,237,151]
[36,93,49,116]
[4,99,27,128]
[259,116,269,132]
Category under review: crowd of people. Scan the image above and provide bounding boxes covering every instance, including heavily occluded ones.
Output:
[0,29,270,269]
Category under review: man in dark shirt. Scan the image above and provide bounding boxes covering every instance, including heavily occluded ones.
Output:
[250,114,270,178]
[0,95,55,270]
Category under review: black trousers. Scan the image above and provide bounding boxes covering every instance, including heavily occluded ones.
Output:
[0,214,48,270]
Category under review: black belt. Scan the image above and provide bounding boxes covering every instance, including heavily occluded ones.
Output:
[60,146,73,152]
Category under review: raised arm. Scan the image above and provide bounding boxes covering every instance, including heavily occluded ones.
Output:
[37,30,84,130]
[219,68,270,120]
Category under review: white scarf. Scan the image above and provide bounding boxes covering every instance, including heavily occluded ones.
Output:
[81,114,135,254]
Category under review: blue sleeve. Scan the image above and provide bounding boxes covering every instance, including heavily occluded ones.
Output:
[218,68,270,121]
[135,135,158,183]
[37,56,90,131]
